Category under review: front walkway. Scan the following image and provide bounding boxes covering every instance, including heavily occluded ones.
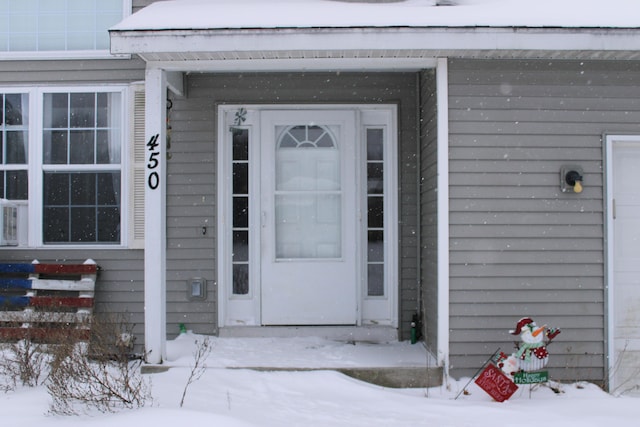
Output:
[143,333,442,388]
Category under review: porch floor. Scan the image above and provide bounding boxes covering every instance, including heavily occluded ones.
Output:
[143,333,442,388]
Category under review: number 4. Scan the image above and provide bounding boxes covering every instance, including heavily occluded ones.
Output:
[147,134,160,150]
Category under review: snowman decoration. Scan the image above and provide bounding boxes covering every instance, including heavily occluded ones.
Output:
[499,317,561,375]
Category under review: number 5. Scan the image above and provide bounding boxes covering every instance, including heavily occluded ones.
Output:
[147,151,159,169]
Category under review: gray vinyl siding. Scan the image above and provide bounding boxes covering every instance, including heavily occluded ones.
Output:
[0,58,145,84]
[164,89,217,337]
[447,59,640,383]
[419,70,439,353]
[169,72,420,340]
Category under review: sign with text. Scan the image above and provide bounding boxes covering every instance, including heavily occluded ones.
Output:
[514,370,549,384]
[474,363,519,402]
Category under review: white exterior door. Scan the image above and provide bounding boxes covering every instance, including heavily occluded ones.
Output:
[218,105,397,329]
[609,137,640,395]
[260,111,358,325]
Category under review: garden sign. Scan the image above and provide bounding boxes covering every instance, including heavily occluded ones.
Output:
[476,318,561,401]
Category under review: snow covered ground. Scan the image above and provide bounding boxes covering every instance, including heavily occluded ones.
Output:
[166,333,433,369]
[1,333,638,427]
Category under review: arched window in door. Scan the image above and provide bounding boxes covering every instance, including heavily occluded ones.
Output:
[275,124,341,259]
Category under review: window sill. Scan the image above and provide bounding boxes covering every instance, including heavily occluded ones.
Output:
[0,244,136,251]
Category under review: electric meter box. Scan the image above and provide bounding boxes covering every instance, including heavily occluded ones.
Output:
[187,277,207,301]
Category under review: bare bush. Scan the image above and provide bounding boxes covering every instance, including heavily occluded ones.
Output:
[0,339,48,391]
[47,343,149,415]
[1,311,150,415]
[0,311,65,391]
[180,337,212,407]
[46,314,150,415]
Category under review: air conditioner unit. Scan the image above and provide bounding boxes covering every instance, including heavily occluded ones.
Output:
[0,199,18,246]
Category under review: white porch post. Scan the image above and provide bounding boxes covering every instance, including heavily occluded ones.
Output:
[144,67,167,364]
[436,57,450,378]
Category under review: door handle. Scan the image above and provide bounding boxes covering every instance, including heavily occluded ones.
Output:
[261,211,267,227]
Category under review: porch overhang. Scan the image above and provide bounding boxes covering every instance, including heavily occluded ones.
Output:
[115,0,638,373]
[110,26,640,70]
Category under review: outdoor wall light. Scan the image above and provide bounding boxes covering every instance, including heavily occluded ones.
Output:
[560,165,584,193]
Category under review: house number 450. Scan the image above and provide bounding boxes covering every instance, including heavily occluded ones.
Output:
[147,134,161,190]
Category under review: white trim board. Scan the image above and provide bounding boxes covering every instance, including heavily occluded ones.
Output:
[604,134,640,393]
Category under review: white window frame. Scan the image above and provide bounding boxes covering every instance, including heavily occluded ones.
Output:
[360,108,398,326]
[0,90,29,246]
[0,91,29,199]
[0,85,131,249]
[0,0,131,60]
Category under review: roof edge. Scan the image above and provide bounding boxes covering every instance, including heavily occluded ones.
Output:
[110,26,640,56]
[109,25,640,34]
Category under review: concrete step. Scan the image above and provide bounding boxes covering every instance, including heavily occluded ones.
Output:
[141,365,443,388]
[142,334,443,388]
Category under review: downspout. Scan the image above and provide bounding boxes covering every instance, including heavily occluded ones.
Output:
[415,71,423,338]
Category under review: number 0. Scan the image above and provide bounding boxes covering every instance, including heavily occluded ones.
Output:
[148,171,159,189]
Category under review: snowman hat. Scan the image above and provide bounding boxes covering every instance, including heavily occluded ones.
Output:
[510,317,534,335]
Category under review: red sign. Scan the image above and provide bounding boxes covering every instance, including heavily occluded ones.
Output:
[474,363,519,402]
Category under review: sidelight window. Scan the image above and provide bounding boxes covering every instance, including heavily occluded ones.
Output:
[231,128,250,295]
[366,128,385,297]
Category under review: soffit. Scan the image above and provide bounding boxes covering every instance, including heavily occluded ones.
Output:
[135,48,640,63]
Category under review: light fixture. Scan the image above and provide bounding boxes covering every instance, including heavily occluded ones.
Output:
[560,165,584,193]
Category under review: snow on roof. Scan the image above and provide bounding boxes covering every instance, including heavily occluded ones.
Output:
[112,0,640,32]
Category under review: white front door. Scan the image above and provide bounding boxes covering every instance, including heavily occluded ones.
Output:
[260,111,358,325]
[219,105,397,329]
[609,136,640,395]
